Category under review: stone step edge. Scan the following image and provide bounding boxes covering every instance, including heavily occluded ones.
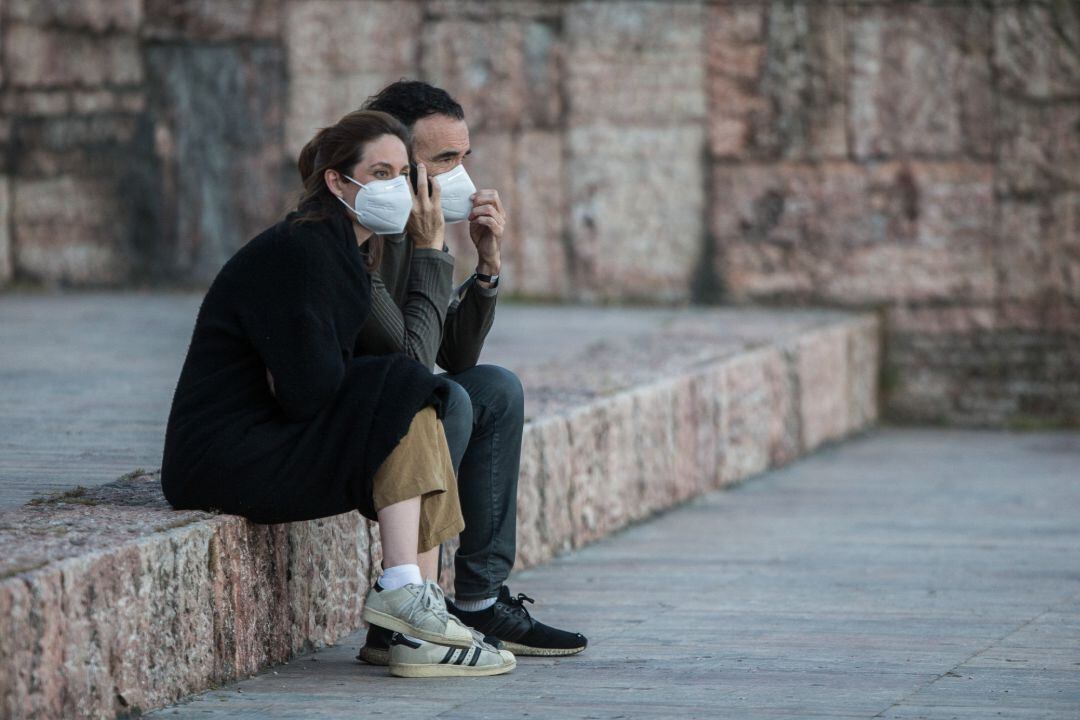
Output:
[0,312,880,720]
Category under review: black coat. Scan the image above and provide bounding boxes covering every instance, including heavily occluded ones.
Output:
[161,210,450,523]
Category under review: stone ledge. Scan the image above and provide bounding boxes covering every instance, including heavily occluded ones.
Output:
[0,310,880,719]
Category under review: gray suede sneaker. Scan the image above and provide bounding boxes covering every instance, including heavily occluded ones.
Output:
[388,632,516,678]
[362,580,474,648]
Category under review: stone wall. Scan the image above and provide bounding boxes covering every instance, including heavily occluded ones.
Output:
[706,2,1079,427]
[1,0,1076,425]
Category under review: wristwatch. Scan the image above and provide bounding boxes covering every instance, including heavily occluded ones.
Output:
[475,271,500,288]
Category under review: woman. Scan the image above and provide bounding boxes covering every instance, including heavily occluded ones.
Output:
[161,110,515,678]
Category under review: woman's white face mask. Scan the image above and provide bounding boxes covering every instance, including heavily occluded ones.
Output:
[337,174,413,236]
[434,164,477,224]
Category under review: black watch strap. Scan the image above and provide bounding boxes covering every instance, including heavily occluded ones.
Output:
[476,272,500,287]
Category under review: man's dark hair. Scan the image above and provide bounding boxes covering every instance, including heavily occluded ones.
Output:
[363,80,464,129]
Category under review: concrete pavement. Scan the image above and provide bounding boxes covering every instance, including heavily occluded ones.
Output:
[151,427,1080,719]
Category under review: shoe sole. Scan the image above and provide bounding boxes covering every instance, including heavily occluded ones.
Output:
[362,607,474,649]
[499,641,586,657]
[389,657,516,678]
[357,645,390,666]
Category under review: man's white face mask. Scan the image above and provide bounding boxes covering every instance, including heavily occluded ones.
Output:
[434,164,477,224]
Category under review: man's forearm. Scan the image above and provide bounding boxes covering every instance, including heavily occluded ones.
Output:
[437,276,496,373]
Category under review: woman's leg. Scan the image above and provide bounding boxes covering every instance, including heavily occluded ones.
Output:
[378,495,422,570]
[363,407,472,647]
[418,547,439,580]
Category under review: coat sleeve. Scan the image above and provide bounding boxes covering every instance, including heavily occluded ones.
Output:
[436,275,497,374]
[238,240,349,422]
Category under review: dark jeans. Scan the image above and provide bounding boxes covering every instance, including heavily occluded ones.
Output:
[438,364,524,601]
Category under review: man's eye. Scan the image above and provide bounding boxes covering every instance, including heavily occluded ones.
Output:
[374,171,388,179]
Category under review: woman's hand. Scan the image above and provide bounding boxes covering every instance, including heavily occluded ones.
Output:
[406,162,444,251]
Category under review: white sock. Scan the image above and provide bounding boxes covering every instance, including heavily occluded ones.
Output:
[379,564,422,590]
[455,596,497,612]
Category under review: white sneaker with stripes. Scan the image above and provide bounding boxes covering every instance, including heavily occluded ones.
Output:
[388,632,516,678]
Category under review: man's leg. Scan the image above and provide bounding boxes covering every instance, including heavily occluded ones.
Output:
[440,364,524,604]
[442,365,587,657]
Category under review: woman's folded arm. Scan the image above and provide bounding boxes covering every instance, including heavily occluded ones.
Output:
[239,242,348,422]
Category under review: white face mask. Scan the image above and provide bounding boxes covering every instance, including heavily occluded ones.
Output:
[435,164,477,224]
[337,174,412,236]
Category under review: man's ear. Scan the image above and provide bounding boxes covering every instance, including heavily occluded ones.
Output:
[324,168,344,198]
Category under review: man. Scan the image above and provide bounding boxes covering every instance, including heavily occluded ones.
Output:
[354,80,587,663]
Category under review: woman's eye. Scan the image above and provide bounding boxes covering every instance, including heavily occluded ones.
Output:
[374,171,388,179]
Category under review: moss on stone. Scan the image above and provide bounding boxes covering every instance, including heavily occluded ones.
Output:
[27,485,90,505]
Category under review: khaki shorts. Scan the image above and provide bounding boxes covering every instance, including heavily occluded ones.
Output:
[371,406,464,554]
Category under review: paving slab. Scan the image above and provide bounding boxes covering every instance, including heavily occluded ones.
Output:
[149,428,1080,720]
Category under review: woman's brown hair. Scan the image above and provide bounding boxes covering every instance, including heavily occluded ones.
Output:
[294,109,411,271]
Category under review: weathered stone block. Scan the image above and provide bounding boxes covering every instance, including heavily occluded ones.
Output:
[795,324,850,450]
[0,176,10,283]
[421,16,561,131]
[8,114,143,178]
[721,347,797,484]
[565,0,706,126]
[516,416,574,568]
[284,0,421,154]
[145,44,288,283]
[0,89,70,115]
[0,475,379,718]
[849,4,994,159]
[285,515,364,653]
[285,0,420,77]
[993,2,1080,100]
[425,0,561,19]
[511,130,567,298]
[143,0,281,40]
[567,124,705,301]
[713,161,996,304]
[3,23,143,88]
[995,100,1080,196]
[625,385,679,513]
[752,1,848,160]
[848,315,882,430]
[997,194,1080,306]
[1053,192,1080,303]
[5,0,142,32]
[70,88,145,115]
[884,302,1080,426]
[682,369,725,492]
[12,176,130,284]
[0,89,146,118]
[707,2,767,158]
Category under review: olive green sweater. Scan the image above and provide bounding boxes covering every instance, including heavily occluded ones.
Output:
[353,233,497,373]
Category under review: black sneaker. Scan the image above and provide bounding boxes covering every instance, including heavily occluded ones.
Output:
[356,624,392,666]
[448,586,588,657]
[358,623,503,666]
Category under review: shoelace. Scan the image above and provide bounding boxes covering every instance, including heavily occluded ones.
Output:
[469,627,497,651]
[402,580,450,624]
[504,592,536,624]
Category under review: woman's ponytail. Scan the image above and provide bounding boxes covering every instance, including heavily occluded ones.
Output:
[297,127,328,182]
